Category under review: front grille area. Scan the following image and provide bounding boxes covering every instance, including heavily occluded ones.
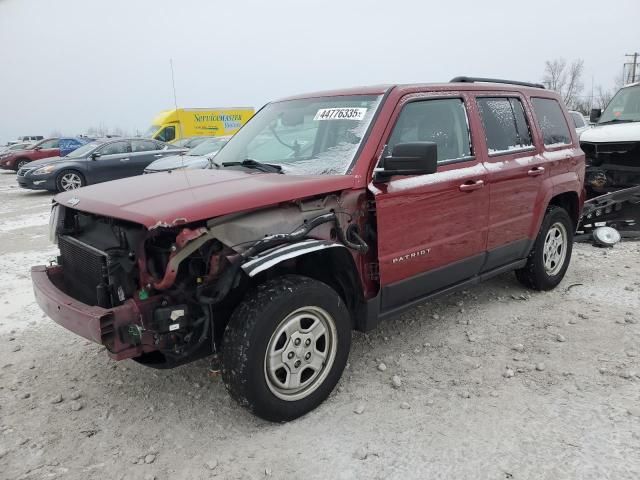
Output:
[59,235,108,306]
[17,167,34,176]
[581,141,640,167]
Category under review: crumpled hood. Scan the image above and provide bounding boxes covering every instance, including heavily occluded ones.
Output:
[54,169,355,228]
[580,122,640,143]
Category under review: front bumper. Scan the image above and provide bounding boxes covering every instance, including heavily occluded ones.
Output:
[17,174,55,191]
[0,158,17,170]
[31,265,158,360]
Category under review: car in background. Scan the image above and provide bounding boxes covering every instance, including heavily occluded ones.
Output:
[568,110,590,137]
[581,81,640,195]
[17,137,183,192]
[171,136,216,149]
[144,136,230,173]
[17,135,44,143]
[0,142,34,154]
[0,137,90,171]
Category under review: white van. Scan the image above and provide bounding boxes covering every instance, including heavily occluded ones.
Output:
[581,82,640,196]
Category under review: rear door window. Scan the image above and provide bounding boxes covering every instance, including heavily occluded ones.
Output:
[132,140,160,152]
[531,98,572,146]
[99,141,130,155]
[476,97,533,154]
[387,98,472,164]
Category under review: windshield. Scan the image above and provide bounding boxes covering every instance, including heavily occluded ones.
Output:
[189,137,229,156]
[599,84,640,123]
[65,142,101,158]
[144,125,160,138]
[212,95,383,175]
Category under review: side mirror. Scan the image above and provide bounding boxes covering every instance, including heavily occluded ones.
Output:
[91,152,101,160]
[34,146,42,151]
[590,108,602,123]
[373,142,438,182]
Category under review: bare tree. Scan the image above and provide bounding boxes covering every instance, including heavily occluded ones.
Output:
[542,58,584,109]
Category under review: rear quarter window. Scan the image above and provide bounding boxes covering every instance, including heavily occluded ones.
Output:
[531,98,572,147]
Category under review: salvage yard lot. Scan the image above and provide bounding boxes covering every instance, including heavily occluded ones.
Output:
[0,170,639,479]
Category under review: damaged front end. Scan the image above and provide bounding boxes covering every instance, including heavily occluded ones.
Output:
[33,194,369,367]
[581,141,640,197]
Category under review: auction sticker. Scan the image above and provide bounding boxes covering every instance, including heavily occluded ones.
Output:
[314,107,367,121]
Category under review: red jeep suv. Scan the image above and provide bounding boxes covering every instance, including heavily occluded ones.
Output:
[32,77,585,421]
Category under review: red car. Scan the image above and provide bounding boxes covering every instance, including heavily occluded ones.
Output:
[0,137,87,171]
[32,77,585,421]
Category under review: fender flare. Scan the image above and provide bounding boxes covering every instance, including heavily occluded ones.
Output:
[241,239,348,278]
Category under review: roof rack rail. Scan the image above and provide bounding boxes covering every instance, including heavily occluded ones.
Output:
[450,76,545,89]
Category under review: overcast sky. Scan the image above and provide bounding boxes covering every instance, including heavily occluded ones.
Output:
[0,0,638,144]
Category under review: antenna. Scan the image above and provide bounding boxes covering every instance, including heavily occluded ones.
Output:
[169,58,184,142]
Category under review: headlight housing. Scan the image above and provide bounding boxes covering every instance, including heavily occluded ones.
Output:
[32,165,57,175]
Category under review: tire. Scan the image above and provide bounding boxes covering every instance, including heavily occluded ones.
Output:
[222,274,352,422]
[516,205,574,291]
[55,170,85,192]
[15,159,29,171]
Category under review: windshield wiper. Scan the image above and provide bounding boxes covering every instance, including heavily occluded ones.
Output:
[221,159,283,174]
[597,118,636,125]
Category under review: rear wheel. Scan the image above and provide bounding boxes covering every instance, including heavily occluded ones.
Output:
[516,206,573,290]
[222,275,351,422]
[56,170,85,192]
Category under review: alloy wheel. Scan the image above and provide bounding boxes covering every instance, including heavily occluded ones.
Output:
[264,306,337,401]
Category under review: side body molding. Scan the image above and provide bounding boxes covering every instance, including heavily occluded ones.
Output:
[241,239,346,277]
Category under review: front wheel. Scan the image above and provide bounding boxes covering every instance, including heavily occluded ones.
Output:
[222,275,351,422]
[15,159,28,171]
[516,206,574,290]
[56,170,85,192]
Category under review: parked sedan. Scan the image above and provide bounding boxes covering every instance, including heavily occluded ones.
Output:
[0,142,34,154]
[144,136,230,173]
[17,138,183,192]
[0,137,90,171]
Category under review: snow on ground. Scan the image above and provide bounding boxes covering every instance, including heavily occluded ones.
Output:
[0,248,58,334]
[0,173,639,479]
[0,211,51,233]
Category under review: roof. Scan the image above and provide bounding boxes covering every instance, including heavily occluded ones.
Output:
[274,80,553,103]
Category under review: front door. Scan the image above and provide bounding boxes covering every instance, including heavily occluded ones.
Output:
[33,138,60,160]
[371,95,490,311]
[88,140,132,183]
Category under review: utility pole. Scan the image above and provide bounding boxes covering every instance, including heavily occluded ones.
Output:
[624,52,639,84]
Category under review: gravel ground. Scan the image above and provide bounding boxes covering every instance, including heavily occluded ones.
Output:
[0,171,639,480]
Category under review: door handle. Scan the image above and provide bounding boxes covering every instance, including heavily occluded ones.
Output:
[459,180,484,192]
[153,154,163,157]
[527,166,545,176]
[120,158,130,162]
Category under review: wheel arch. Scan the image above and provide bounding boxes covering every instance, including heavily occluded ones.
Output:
[13,157,31,169]
[548,191,580,231]
[242,240,365,329]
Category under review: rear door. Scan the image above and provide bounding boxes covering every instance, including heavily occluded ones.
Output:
[473,94,545,270]
[88,140,132,183]
[371,93,490,311]
[129,140,171,174]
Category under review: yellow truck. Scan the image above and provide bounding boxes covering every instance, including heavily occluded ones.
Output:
[147,107,254,143]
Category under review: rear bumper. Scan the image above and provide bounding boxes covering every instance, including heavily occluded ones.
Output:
[31,265,155,360]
